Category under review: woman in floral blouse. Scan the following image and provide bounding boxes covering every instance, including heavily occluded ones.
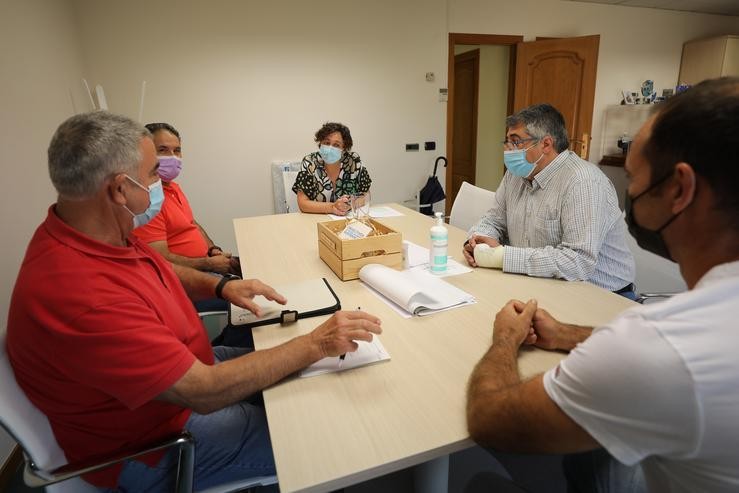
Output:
[292,122,371,215]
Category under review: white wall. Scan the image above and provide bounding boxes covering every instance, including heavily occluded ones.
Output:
[72,0,450,253]
[0,0,89,467]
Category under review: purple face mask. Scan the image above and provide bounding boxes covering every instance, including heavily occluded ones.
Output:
[157,155,182,182]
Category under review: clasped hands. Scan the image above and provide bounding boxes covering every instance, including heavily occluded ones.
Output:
[206,249,241,276]
[220,278,382,358]
[493,299,562,351]
[331,195,351,216]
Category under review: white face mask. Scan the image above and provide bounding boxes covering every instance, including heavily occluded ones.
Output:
[319,145,342,164]
[124,176,164,228]
[503,142,542,178]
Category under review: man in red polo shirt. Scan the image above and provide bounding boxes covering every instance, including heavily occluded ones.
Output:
[6,111,382,492]
[133,122,240,277]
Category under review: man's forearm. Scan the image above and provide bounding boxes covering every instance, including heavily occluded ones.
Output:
[162,250,212,271]
[466,339,524,444]
[503,245,597,282]
[172,264,219,301]
[468,339,520,399]
[554,323,593,351]
[469,216,505,242]
[163,333,322,414]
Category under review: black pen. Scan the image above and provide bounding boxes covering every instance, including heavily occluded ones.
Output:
[339,306,361,367]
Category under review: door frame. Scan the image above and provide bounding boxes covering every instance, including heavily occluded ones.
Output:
[452,48,480,193]
[446,33,524,216]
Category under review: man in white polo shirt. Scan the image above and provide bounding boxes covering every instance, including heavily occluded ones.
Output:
[466,77,739,492]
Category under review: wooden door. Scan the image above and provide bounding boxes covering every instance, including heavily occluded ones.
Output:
[513,35,599,159]
[451,49,480,206]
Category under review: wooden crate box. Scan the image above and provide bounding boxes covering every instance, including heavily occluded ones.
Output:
[317,219,402,281]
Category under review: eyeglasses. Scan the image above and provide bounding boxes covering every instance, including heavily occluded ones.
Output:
[501,137,538,149]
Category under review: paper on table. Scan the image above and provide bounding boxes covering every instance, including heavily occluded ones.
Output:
[299,337,390,378]
[327,206,404,220]
[364,206,404,218]
[410,259,472,278]
[362,282,412,319]
[403,241,472,277]
[359,264,476,317]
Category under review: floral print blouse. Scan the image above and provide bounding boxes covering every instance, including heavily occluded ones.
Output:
[292,151,372,202]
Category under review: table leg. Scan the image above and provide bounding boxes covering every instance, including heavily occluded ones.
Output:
[413,454,449,493]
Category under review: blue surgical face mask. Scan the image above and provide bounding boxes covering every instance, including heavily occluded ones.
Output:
[124,175,164,228]
[503,143,543,178]
[319,144,342,164]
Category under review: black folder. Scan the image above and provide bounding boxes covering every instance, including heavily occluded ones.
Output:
[228,278,341,329]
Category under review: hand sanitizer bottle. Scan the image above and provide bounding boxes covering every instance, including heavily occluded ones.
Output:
[430,211,448,274]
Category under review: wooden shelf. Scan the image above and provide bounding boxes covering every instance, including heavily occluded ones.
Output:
[599,153,626,167]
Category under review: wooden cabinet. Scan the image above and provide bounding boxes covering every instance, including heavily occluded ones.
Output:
[678,35,739,85]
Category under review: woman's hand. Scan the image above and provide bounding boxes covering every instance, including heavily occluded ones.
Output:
[331,195,351,215]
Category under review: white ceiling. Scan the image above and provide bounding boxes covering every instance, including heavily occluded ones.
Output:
[563,0,739,16]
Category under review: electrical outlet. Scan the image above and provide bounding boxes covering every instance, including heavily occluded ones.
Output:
[405,143,420,151]
[424,141,436,151]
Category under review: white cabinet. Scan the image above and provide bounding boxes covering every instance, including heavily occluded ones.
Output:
[678,35,739,85]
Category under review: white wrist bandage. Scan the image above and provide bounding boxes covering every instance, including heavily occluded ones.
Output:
[474,244,505,269]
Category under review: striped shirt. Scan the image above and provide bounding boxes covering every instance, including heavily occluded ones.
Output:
[470,151,635,291]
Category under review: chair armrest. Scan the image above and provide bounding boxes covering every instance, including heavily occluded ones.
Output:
[198,310,229,318]
[24,430,194,492]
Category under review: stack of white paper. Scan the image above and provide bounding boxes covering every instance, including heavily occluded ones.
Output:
[299,337,390,378]
[359,264,476,317]
[402,240,472,277]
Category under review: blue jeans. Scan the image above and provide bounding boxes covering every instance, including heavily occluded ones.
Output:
[193,296,229,313]
[563,449,646,493]
[107,347,275,492]
[618,289,638,301]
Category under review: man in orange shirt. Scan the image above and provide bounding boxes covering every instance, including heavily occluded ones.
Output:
[134,122,241,278]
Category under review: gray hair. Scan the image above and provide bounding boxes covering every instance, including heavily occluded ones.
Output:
[48,111,150,199]
[505,103,569,153]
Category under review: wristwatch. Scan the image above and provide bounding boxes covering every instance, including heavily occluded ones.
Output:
[215,274,239,299]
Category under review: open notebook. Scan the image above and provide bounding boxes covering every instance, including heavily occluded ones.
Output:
[299,337,390,378]
[229,278,340,328]
[359,264,475,316]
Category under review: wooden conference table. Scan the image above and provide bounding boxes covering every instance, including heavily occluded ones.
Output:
[232,204,634,493]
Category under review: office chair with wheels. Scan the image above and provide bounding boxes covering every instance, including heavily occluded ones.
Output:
[0,331,276,492]
[449,181,496,232]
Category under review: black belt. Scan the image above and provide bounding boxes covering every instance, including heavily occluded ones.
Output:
[613,283,635,294]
